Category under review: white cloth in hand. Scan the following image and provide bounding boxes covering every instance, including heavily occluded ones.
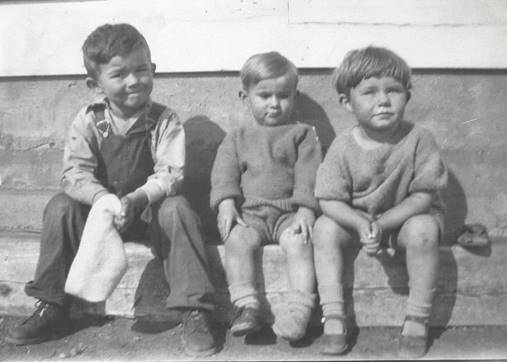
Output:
[64,194,127,302]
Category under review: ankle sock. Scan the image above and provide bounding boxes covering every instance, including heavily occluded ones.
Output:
[318,284,346,335]
[229,283,260,309]
[403,287,435,336]
[273,290,316,341]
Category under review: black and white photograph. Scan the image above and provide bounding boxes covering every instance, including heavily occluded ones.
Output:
[1,0,506,360]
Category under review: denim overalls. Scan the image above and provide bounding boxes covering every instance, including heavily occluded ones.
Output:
[25,102,215,312]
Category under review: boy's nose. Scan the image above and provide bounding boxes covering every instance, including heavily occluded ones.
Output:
[125,73,140,87]
[377,91,390,105]
[269,96,280,107]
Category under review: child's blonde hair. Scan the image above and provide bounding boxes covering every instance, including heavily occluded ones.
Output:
[240,51,298,90]
[333,46,412,96]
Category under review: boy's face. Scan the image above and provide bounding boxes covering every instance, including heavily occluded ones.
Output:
[87,47,155,118]
[241,73,297,127]
[341,76,409,134]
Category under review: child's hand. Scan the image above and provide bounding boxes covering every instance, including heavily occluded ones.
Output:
[114,196,135,233]
[113,191,148,234]
[356,218,379,256]
[287,207,315,243]
[365,221,383,256]
[217,199,246,241]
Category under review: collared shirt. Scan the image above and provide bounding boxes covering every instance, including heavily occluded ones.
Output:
[61,99,185,205]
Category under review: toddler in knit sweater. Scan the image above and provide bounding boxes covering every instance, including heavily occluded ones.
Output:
[210,51,322,342]
[312,46,448,357]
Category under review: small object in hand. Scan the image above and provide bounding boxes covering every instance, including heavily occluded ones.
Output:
[457,223,490,248]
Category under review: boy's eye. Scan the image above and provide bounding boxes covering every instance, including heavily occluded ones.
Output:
[258,92,271,99]
[387,86,404,94]
[361,89,374,95]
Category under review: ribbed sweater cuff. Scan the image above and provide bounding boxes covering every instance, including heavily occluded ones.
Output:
[210,188,242,211]
[292,190,319,211]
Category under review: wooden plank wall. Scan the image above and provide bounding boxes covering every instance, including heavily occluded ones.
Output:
[0,0,506,76]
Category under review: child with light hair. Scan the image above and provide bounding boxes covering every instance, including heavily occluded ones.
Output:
[313,46,448,357]
[211,51,322,342]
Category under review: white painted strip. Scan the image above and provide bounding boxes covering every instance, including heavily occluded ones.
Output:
[0,0,506,76]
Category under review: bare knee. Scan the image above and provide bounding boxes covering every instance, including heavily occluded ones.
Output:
[399,215,439,252]
[225,225,261,256]
[279,229,311,257]
[312,215,352,250]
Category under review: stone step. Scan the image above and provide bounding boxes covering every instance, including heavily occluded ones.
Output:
[1,232,506,327]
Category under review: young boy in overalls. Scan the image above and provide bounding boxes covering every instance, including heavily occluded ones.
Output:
[6,23,218,357]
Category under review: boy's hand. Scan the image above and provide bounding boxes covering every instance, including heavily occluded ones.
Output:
[114,197,134,233]
[365,221,383,256]
[287,207,315,243]
[356,217,380,256]
[113,191,148,233]
[217,199,246,241]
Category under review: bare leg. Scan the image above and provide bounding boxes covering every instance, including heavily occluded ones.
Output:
[225,225,262,308]
[397,214,440,336]
[272,230,316,340]
[312,215,355,335]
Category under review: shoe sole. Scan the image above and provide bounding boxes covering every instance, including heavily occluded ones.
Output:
[230,323,263,337]
[320,344,349,356]
[4,330,66,346]
[181,335,218,357]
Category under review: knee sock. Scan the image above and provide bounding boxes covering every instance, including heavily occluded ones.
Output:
[318,284,346,335]
[273,289,316,341]
[229,282,260,309]
[403,287,436,336]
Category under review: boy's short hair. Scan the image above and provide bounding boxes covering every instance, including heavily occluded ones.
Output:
[240,51,298,89]
[333,46,412,95]
[82,23,151,78]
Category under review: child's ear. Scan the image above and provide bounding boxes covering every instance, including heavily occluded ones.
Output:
[338,93,352,112]
[238,90,248,102]
[86,77,103,95]
[151,63,156,73]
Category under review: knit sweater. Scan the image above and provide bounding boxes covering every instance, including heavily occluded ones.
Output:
[315,122,448,217]
[210,123,322,212]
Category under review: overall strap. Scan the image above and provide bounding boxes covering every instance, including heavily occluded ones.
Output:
[90,104,109,137]
[148,102,167,123]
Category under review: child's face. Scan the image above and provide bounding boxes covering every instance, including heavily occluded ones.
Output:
[342,76,409,134]
[241,73,297,126]
[88,47,155,118]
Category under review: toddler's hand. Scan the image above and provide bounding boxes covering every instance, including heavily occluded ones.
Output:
[217,199,246,241]
[357,218,379,256]
[287,207,315,243]
[364,221,382,256]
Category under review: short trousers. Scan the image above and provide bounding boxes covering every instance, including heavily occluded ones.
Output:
[241,205,295,245]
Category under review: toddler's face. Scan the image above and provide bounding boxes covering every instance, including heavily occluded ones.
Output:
[242,73,297,126]
[345,76,409,134]
[93,47,154,118]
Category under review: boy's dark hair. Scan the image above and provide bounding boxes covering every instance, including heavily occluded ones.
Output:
[240,51,298,89]
[82,23,151,78]
[333,46,412,95]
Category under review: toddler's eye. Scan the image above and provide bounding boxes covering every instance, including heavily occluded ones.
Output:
[387,87,404,94]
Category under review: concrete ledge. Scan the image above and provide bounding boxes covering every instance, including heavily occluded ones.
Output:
[1,232,506,327]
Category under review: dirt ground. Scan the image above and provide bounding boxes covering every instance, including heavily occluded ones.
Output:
[1,314,507,361]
